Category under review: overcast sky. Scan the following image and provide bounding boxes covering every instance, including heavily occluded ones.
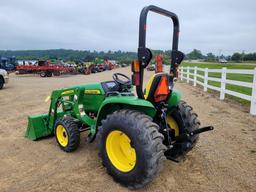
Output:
[0,0,255,55]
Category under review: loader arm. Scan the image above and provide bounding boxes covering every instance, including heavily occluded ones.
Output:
[47,88,98,132]
[26,87,97,140]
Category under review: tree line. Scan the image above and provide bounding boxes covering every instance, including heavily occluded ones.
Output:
[0,49,255,63]
[186,49,256,62]
[0,49,136,64]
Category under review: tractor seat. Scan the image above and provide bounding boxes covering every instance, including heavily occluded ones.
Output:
[144,73,170,103]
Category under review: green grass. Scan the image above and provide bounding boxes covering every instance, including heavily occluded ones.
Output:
[180,62,256,105]
[182,62,256,69]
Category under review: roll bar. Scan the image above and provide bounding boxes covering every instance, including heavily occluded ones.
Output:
[138,5,180,54]
[135,5,184,99]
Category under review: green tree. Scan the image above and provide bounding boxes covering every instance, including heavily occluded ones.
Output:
[205,52,215,62]
[244,53,256,61]
[186,49,204,60]
[231,52,242,62]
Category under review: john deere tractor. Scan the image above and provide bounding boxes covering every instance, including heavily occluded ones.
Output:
[25,5,213,189]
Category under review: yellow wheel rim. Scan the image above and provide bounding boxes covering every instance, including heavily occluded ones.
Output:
[56,125,68,147]
[166,115,179,137]
[106,130,136,172]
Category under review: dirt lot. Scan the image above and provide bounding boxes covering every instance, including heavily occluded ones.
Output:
[0,67,255,192]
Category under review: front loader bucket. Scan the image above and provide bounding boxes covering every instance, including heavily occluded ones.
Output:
[25,114,52,140]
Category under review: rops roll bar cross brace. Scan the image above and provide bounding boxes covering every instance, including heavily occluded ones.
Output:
[135,5,185,99]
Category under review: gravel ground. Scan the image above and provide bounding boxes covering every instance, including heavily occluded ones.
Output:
[0,67,255,192]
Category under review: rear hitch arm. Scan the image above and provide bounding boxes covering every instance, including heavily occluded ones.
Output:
[174,126,214,142]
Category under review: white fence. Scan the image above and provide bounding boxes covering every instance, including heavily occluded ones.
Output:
[178,66,256,115]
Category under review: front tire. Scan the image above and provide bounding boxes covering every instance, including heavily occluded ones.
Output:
[54,117,80,152]
[98,110,166,189]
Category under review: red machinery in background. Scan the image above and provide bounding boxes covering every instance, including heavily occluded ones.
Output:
[104,59,115,70]
[16,60,75,77]
[84,59,116,75]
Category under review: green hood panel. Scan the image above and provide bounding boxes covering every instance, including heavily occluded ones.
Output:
[69,82,105,93]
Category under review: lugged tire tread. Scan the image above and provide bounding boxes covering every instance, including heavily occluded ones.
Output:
[98,109,167,189]
[55,117,80,152]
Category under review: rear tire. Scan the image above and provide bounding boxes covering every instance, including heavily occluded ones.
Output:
[40,71,47,77]
[54,117,80,152]
[98,110,166,189]
[165,101,200,158]
[53,71,60,76]
[46,71,52,77]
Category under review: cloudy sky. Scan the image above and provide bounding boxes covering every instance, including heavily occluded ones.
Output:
[0,0,255,55]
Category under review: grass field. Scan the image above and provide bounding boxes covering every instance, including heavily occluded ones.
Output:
[180,62,256,105]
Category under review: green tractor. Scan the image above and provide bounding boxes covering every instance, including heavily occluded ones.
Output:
[25,5,213,189]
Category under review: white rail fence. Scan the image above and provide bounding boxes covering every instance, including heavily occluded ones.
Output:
[177,66,256,115]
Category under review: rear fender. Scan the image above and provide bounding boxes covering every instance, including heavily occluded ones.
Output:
[96,96,156,129]
[167,89,182,111]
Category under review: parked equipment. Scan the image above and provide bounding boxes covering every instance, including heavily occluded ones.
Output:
[83,59,115,75]
[84,64,97,75]
[0,56,16,71]
[0,69,9,89]
[25,5,213,189]
[104,59,115,70]
[16,60,74,77]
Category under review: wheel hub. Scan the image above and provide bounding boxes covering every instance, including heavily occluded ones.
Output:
[166,115,179,137]
[106,130,136,172]
[56,125,68,147]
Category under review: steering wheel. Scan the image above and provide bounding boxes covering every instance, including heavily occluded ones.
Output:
[112,73,131,86]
